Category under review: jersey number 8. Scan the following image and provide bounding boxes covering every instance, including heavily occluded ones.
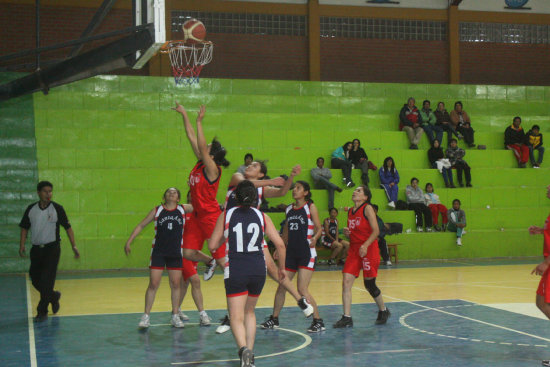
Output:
[232,223,260,253]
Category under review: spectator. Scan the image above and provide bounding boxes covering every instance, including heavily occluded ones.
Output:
[434,101,461,145]
[450,101,476,148]
[379,156,400,209]
[237,153,253,174]
[405,177,433,232]
[332,142,355,188]
[399,97,423,150]
[420,100,443,145]
[526,124,544,168]
[446,139,472,188]
[447,199,466,246]
[505,116,529,168]
[428,139,454,188]
[311,157,343,210]
[372,204,392,266]
[424,183,448,232]
[320,208,350,266]
[349,138,371,186]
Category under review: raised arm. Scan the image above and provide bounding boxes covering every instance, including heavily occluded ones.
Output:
[228,172,285,189]
[125,208,156,255]
[195,105,220,182]
[208,213,225,253]
[263,165,301,198]
[172,102,200,159]
[359,204,380,257]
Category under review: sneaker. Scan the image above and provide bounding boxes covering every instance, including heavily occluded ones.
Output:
[466,183,472,187]
[426,227,433,232]
[456,237,462,246]
[346,180,355,188]
[34,313,48,323]
[239,347,254,367]
[216,315,231,334]
[534,164,540,169]
[260,315,279,329]
[204,258,217,281]
[416,226,423,232]
[138,313,150,328]
[298,297,314,318]
[333,315,353,328]
[199,312,212,326]
[51,291,61,314]
[307,318,326,333]
[335,186,343,193]
[171,313,185,328]
[387,201,396,209]
[434,225,442,232]
[449,183,456,188]
[375,308,391,325]
[459,182,464,187]
[542,360,550,367]
[468,143,476,148]
[178,310,189,321]
[327,259,336,266]
[385,260,393,266]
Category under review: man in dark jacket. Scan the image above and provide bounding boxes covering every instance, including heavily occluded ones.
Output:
[399,97,423,150]
[505,116,529,168]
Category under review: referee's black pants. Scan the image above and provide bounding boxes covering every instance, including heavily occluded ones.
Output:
[29,242,60,315]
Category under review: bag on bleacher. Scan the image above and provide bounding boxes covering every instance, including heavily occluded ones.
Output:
[386,222,403,235]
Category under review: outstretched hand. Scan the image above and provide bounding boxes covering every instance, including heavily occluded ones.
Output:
[196,105,206,122]
[291,165,301,177]
[72,246,80,259]
[532,262,548,276]
[172,101,187,116]
[124,243,131,256]
[529,225,544,235]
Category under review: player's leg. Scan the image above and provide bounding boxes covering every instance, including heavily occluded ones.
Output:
[245,275,265,351]
[363,253,390,324]
[536,294,550,319]
[296,268,319,318]
[167,268,185,328]
[145,268,163,314]
[342,272,356,316]
[273,270,295,317]
[329,241,343,264]
[227,294,247,351]
[182,215,216,273]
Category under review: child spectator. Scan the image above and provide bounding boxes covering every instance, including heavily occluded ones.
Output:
[237,153,253,174]
[405,177,433,232]
[526,124,544,168]
[447,199,466,246]
[424,183,448,232]
[434,101,461,145]
[311,157,342,210]
[446,139,472,187]
[321,208,349,266]
[504,116,529,168]
[428,139,454,188]
[379,156,400,209]
[349,138,371,186]
[420,100,443,145]
[450,101,476,148]
[399,97,423,150]
[332,142,355,188]
[372,204,392,266]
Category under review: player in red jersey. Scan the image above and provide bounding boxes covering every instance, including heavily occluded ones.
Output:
[172,102,229,281]
[333,185,390,328]
[530,185,550,367]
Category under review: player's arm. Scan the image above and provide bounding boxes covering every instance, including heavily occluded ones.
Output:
[183,204,193,213]
[529,225,545,235]
[263,165,301,198]
[324,218,335,242]
[195,105,220,182]
[281,220,289,246]
[532,256,550,276]
[65,227,80,259]
[264,215,286,282]
[125,208,156,255]
[359,204,380,257]
[208,213,225,253]
[309,203,322,247]
[172,102,201,159]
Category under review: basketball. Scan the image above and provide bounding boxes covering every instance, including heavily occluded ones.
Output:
[183,19,206,43]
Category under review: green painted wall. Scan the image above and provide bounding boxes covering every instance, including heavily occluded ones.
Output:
[2,75,549,272]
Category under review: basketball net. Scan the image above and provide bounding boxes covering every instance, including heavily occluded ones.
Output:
[162,41,213,86]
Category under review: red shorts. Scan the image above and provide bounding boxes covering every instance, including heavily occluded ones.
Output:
[182,258,198,281]
[537,269,550,303]
[184,212,226,260]
[343,242,380,278]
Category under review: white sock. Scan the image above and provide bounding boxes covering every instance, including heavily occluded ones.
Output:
[199,310,207,317]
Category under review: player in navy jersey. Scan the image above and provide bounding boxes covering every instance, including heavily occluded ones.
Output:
[261,181,326,333]
[321,207,350,265]
[125,188,193,329]
[210,180,287,367]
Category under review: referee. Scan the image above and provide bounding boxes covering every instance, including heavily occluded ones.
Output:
[19,181,80,322]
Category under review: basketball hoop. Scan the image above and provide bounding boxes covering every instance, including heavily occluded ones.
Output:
[161,40,213,86]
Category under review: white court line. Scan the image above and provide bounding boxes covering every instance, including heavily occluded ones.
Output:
[353,348,432,355]
[171,326,312,365]
[25,274,37,367]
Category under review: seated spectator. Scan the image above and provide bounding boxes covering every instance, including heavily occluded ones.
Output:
[237,153,253,174]
[447,199,466,246]
[399,97,423,150]
[446,139,472,187]
[311,157,342,210]
[450,101,476,148]
[349,138,373,186]
[424,183,448,232]
[331,141,355,188]
[526,124,544,168]
[372,204,392,266]
[405,177,433,232]
[320,208,349,266]
[379,156,400,209]
[505,116,529,168]
[420,100,443,145]
[428,139,454,188]
[434,101,461,145]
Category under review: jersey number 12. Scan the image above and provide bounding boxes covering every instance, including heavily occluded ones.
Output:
[232,223,260,252]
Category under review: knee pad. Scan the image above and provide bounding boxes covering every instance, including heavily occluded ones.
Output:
[364,278,381,298]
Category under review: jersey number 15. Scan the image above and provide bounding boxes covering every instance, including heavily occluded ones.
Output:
[232,223,260,253]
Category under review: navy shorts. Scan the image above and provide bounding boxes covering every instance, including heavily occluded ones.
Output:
[285,254,316,272]
[224,274,266,297]
[150,251,183,270]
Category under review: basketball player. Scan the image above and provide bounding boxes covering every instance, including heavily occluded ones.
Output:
[529,184,550,367]
[124,188,191,328]
[333,185,390,328]
[172,102,229,280]
[261,181,325,333]
[209,180,287,367]
[216,162,313,334]
[321,207,350,265]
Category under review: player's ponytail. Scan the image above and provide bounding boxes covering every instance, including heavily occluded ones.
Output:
[235,180,258,208]
[210,138,230,167]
